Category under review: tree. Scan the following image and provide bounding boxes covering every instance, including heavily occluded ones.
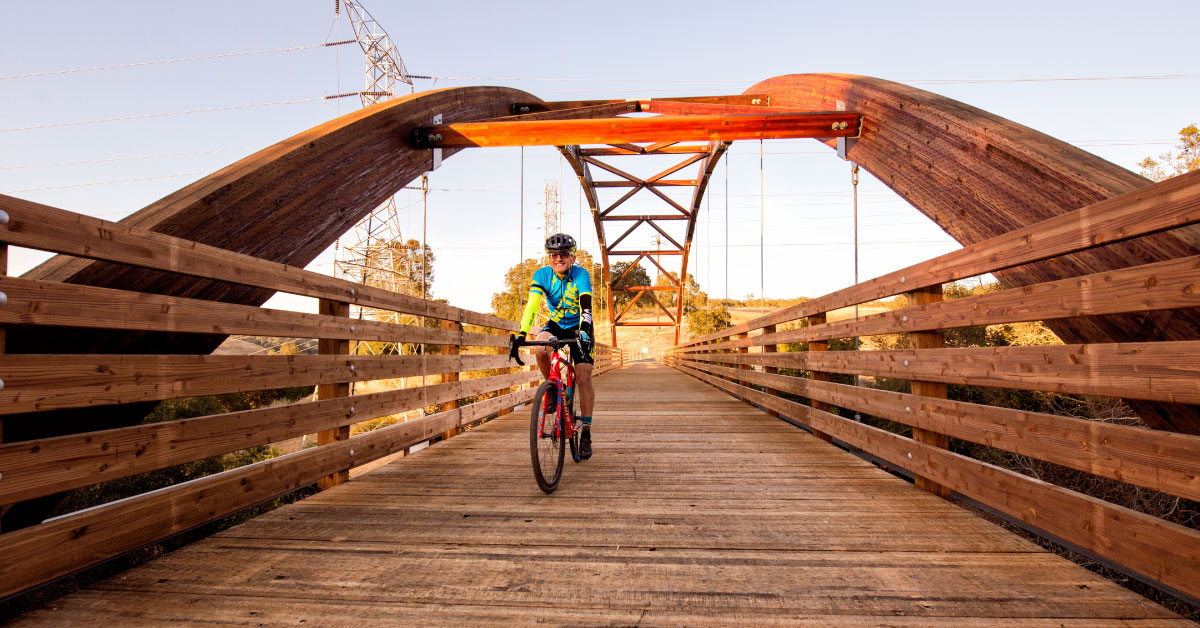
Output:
[687,301,731,337]
[491,249,602,323]
[609,260,651,312]
[653,271,701,312]
[1139,123,1199,181]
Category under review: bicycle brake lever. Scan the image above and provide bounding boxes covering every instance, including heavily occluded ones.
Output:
[508,334,526,366]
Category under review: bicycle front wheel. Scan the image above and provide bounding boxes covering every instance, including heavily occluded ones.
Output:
[530,380,566,493]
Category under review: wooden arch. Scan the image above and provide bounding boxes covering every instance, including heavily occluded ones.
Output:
[746,74,1200,434]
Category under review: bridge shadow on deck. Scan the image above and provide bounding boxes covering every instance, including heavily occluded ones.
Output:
[12,363,1186,626]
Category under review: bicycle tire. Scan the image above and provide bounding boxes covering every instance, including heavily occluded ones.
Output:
[530,380,565,493]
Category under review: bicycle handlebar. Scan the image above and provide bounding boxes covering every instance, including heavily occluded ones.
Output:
[508,333,584,366]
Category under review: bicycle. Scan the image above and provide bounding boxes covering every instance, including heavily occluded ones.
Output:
[509,333,585,494]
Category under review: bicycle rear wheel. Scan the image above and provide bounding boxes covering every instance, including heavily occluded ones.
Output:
[530,380,565,493]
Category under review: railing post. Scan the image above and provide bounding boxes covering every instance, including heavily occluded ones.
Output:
[317,298,351,490]
[907,285,950,498]
[732,331,750,402]
[806,313,834,443]
[760,324,780,418]
[439,319,462,441]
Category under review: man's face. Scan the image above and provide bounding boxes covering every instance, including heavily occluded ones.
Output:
[548,251,574,274]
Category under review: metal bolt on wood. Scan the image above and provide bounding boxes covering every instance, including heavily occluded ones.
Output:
[0,292,6,306]
[0,210,8,224]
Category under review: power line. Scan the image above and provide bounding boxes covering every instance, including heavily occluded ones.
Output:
[0,44,326,81]
[8,171,211,193]
[0,147,258,170]
[0,98,324,134]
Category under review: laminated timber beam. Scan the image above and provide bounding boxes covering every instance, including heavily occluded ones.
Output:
[413,111,861,149]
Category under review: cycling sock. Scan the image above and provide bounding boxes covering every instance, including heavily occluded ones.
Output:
[580,415,592,427]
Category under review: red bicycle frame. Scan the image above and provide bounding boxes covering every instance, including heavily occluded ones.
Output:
[538,345,577,440]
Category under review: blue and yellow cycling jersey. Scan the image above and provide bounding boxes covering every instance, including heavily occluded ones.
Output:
[520,264,592,332]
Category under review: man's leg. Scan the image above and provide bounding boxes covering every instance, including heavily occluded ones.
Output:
[575,363,594,459]
[575,363,594,417]
[532,329,554,380]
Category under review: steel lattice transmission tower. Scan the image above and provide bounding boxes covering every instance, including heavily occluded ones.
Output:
[544,181,560,238]
[331,0,419,311]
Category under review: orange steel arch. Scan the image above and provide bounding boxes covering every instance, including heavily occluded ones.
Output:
[13,76,1200,444]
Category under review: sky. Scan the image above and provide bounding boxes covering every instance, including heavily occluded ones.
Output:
[2,0,1198,315]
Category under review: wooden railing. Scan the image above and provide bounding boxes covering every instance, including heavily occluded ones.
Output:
[667,169,1200,602]
[0,194,626,598]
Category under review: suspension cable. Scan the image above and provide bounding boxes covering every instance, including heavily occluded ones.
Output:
[759,139,765,312]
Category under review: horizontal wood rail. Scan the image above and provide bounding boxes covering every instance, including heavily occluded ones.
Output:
[0,195,516,331]
[667,170,1200,602]
[0,198,629,598]
[677,169,1200,349]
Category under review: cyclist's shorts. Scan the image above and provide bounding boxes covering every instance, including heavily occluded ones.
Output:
[538,321,595,365]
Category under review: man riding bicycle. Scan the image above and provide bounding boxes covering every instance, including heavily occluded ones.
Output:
[515,233,596,459]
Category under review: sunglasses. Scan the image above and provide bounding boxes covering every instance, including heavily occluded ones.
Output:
[547,252,573,259]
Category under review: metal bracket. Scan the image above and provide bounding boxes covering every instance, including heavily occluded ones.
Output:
[430,114,443,171]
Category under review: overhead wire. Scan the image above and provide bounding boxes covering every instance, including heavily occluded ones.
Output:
[0,43,327,81]
[0,98,325,134]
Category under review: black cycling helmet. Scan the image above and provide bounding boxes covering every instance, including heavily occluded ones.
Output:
[545,233,577,254]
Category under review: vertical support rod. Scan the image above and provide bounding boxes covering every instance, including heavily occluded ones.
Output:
[806,313,834,443]
[439,319,462,441]
[907,285,950,498]
[317,298,351,490]
[760,324,780,418]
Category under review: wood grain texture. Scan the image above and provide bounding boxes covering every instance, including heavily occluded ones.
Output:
[746,75,1200,434]
[417,112,859,148]
[676,253,1200,352]
[6,363,1186,625]
[677,169,1200,350]
[0,384,541,599]
[0,370,541,504]
[674,361,1200,602]
[673,357,1200,503]
[0,276,508,346]
[0,85,531,529]
[0,353,517,415]
[682,341,1200,404]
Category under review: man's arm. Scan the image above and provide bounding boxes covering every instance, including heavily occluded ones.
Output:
[578,293,593,342]
[519,290,542,337]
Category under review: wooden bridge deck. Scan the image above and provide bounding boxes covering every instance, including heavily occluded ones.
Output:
[12,363,1187,626]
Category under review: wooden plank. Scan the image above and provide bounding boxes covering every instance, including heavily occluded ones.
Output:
[511,94,770,114]
[0,353,516,415]
[674,357,1200,503]
[675,169,1200,349]
[0,385,536,599]
[674,362,1200,602]
[439,319,462,441]
[0,369,540,504]
[0,195,517,332]
[681,340,1200,405]
[0,276,508,346]
[907,285,950,498]
[413,112,861,149]
[683,253,1200,353]
[316,299,351,489]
